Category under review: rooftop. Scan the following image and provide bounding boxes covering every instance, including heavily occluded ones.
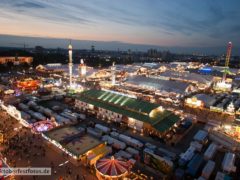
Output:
[77,89,179,132]
[125,75,190,94]
[44,126,103,156]
[159,70,213,84]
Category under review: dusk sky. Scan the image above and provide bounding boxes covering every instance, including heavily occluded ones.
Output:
[0,0,240,52]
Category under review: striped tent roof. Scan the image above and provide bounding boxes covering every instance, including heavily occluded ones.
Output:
[96,156,130,177]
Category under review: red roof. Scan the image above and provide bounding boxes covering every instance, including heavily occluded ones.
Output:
[96,156,130,177]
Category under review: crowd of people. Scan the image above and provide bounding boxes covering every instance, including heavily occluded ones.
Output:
[0,109,92,180]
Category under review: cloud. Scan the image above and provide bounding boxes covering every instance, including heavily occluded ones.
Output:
[0,0,239,47]
[15,2,46,9]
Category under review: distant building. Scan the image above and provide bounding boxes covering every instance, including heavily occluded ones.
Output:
[147,49,158,57]
[91,45,95,52]
[0,56,33,65]
[35,46,44,54]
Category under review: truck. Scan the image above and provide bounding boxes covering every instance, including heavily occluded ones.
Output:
[204,143,218,160]
[201,160,215,179]
[186,154,204,177]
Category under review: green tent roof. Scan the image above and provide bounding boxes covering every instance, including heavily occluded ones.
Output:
[77,89,180,132]
[81,89,159,114]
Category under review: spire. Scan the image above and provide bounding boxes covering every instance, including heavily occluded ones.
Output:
[68,39,72,50]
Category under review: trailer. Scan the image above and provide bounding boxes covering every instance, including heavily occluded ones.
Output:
[79,113,86,120]
[222,152,236,173]
[63,111,78,118]
[145,143,157,150]
[54,115,71,125]
[87,127,102,138]
[95,124,110,134]
[174,168,185,180]
[26,110,35,116]
[115,150,132,159]
[72,113,86,120]
[42,108,53,117]
[201,160,215,180]
[63,109,72,113]
[186,154,204,177]
[126,147,139,156]
[157,147,177,161]
[102,135,126,150]
[110,131,119,139]
[32,112,46,121]
[31,105,40,112]
[197,177,206,180]
[194,130,208,144]
[179,146,196,166]
[190,141,203,152]
[60,112,77,122]
[215,171,232,180]
[118,134,143,149]
[20,111,31,120]
[27,101,37,107]
[18,103,29,111]
[204,143,218,160]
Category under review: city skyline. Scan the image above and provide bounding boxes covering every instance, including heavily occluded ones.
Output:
[0,0,240,54]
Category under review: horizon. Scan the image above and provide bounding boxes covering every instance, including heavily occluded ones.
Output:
[0,34,239,56]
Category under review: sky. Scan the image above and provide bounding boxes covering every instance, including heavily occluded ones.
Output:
[0,0,240,53]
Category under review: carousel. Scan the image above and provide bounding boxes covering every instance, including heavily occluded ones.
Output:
[16,78,40,91]
[95,156,132,180]
[31,119,56,133]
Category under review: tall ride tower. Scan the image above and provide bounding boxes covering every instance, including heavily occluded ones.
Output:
[79,59,87,81]
[222,42,232,82]
[68,42,73,87]
[111,62,116,85]
[213,42,233,92]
